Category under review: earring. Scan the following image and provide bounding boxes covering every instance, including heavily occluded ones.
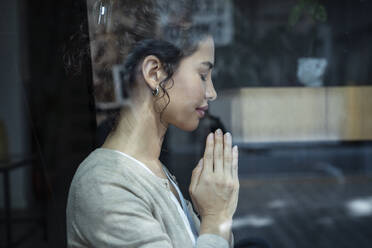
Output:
[152,86,159,96]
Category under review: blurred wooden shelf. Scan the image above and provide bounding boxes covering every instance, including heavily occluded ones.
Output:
[210,86,372,143]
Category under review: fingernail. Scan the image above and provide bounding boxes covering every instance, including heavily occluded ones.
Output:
[216,129,222,135]
[208,133,214,141]
[225,132,231,138]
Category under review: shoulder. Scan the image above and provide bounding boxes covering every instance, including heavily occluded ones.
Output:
[71,148,139,185]
[68,149,152,210]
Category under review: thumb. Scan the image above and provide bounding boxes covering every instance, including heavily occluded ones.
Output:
[190,158,203,194]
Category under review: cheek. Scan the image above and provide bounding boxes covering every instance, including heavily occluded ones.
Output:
[174,74,204,103]
[162,84,203,131]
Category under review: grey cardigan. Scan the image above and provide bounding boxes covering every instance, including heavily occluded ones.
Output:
[66,148,234,248]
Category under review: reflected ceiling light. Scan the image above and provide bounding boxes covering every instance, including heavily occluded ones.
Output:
[232,215,274,229]
[346,196,372,217]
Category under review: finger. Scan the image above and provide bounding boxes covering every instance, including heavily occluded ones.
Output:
[223,132,232,177]
[190,158,203,193]
[213,129,224,174]
[232,145,239,181]
[203,133,214,174]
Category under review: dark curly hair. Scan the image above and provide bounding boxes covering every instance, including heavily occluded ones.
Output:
[65,0,212,130]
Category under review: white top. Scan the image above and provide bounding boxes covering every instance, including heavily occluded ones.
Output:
[112,150,197,246]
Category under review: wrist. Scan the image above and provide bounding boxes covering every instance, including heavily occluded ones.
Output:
[200,216,232,242]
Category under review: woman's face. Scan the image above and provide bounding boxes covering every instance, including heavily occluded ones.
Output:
[163,36,217,131]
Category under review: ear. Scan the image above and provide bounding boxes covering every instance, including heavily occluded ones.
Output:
[141,55,168,91]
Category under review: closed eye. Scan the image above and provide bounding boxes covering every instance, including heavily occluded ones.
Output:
[200,74,207,81]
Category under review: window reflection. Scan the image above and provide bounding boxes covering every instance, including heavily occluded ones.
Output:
[1,0,371,247]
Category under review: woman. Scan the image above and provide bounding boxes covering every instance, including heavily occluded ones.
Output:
[66,1,239,247]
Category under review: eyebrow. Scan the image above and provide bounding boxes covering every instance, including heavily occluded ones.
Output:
[201,61,214,70]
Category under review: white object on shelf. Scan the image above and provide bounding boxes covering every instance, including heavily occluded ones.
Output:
[297,57,328,87]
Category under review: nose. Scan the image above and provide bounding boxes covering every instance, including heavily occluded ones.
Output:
[206,79,217,102]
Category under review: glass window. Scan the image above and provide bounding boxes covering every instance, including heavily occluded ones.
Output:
[1,0,371,247]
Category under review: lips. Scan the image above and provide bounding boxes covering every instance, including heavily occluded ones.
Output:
[196,105,208,118]
[196,109,205,117]
[196,105,208,111]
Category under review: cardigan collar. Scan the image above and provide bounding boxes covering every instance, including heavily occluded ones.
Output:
[96,148,172,188]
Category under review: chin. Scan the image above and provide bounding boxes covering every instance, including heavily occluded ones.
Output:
[174,119,200,132]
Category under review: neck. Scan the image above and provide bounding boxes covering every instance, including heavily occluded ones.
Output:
[102,100,168,174]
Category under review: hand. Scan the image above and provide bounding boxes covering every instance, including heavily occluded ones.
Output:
[189,129,239,221]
